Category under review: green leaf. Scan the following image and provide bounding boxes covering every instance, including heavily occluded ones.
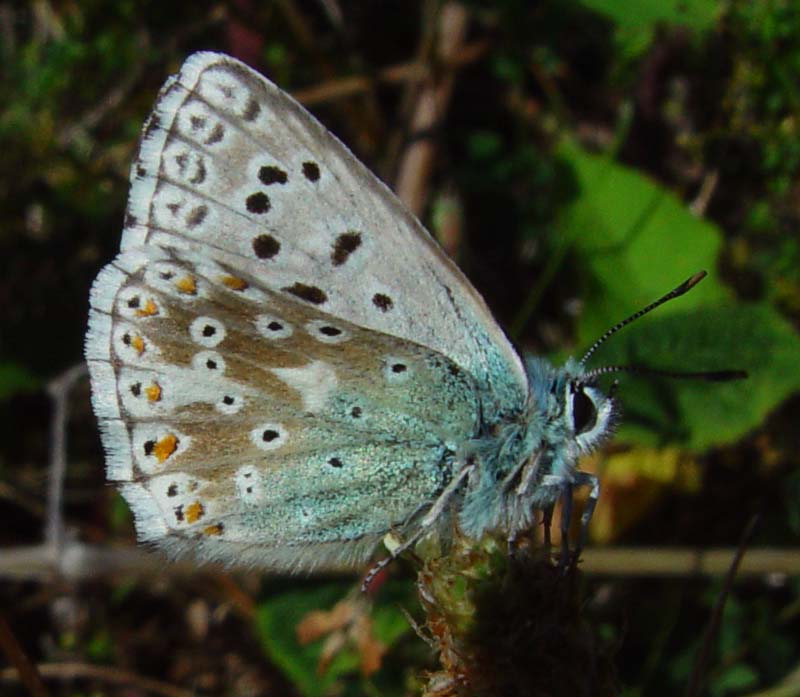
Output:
[467,130,503,160]
[0,362,39,400]
[550,142,800,448]
[255,583,357,697]
[371,604,411,648]
[555,140,727,348]
[595,304,800,449]
[575,0,718,33]
[712,663,758,695]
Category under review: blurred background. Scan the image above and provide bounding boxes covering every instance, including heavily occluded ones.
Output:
[0,1,798,695]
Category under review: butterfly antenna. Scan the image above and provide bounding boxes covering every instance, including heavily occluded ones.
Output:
[582,364,748,383]
[579,271,708,367]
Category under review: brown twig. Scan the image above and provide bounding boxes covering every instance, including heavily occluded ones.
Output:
[0,480,45,519]
[689,169,719,216]
[276,0,384,155]
[0,613,49,697]
[212,573,258,621]
[0,543,201,582]
[684,513,762,697]
[580,545,794,577]
[394,2,469,216]
[0,661,195,697]
[0,542,797,582]
[292,39,490,107]
[45,363,88,558]
[0,3,16,62]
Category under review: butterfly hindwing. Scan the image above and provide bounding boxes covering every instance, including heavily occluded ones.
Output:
[122,52,528,420]
[86,246,480,570]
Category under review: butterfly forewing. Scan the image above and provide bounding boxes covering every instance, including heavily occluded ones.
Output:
[87,245,480,569]
[121,52,527,416]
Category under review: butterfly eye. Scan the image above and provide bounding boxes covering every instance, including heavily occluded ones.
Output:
[571,388,598,435]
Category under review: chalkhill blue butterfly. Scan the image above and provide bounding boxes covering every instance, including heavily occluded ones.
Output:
[85,52,735,576]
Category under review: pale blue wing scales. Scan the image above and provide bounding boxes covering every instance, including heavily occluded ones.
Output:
[86,246,478,570]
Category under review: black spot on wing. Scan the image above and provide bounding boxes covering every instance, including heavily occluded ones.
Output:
[243,98,261,121]
[246,192,270,214]
[252,234,281,259]
[302,161,320,182]
[331,231,362,266]
[186,205,208,227]
[283,282,327,305]
[372,293,393,311]
[188,159,207,184]
[259,165,288,185]
[205,123,225,145]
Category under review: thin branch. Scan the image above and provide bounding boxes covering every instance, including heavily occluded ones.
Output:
[394,1,469,215]
[0,662,195,697]
[0,542,798,582]
[689,169,719,217]
[0,613,49,697]
[292,39,490,107]
[685,513,761,697]
[0,543,201,582]
[579,545,794,577]
[316,0,344,30]
[276,0,384,153]
[0,3,16,62]
[44,363,88,557]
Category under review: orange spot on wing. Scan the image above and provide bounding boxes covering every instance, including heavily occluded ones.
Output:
[203,523,224,536]
[144,382,162,402]
[152,433,178,463]
[136,298,159,316]
[129,334,145,355]
[175,275,197,295]
[221,275,248,291]
[185,501,205,524]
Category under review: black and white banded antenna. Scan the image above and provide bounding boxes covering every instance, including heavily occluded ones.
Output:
[578,271,747,383]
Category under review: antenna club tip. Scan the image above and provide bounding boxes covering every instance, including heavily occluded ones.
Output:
[685,270,707,289]
[673,270,707,296]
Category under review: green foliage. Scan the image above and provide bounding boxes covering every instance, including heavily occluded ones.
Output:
[576,0,718,34]
[549,142,800,449]
[256,583,357,697]
[463,129,565,241]
[724,0,800,198]
[86,629,114,662]
[255,582,412,697]
[599,304,800,448]
[0,362,39,399]
[555,140,727,344]
[720,0,800,315]
[573,0,718,61]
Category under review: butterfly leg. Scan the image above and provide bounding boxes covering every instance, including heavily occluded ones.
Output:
[513,451,543,497]
[361,461,476,591]
[503,452,543,556]
[541,505,554,556]
[558,481,574,568]
[574,470,599,553]
[538,474,572,565]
